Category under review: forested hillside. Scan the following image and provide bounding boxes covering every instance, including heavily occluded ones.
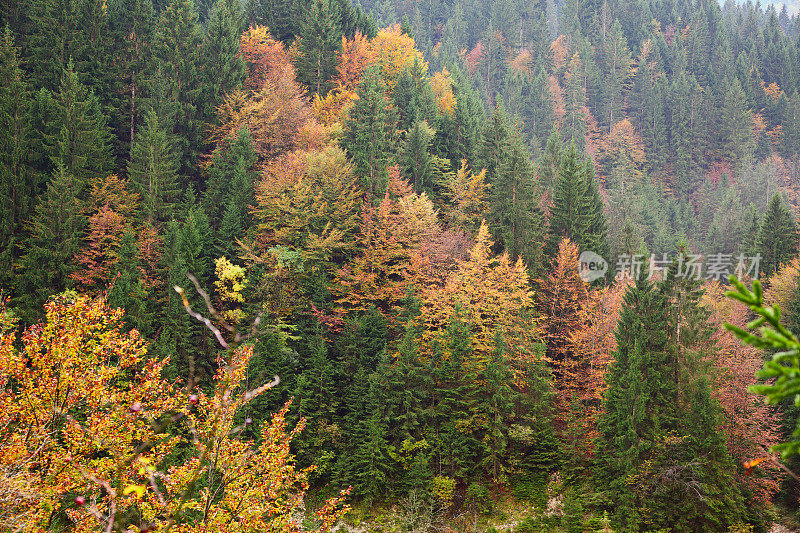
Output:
[4,0,800,529]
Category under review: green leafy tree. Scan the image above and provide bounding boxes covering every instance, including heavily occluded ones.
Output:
[45,64,113,183]
[0,27,33,292]
[15,168,84,322]
[544,142,608,264]
[399,119,436,193]
[489,124,545,273]
[199,0,246,122]
[150,0,202,176]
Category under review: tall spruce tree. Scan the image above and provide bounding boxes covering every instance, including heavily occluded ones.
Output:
[128,108,180,225]
[199,0,246,123]
[15,168,85,322]
[597,265,746,531]
[150,0,202,178]
[489,123,545,273]
[756,193,798,278]
[544,142,609,265]
[342,66,395,199]
[294,0,342,96]
[45,64,113,184]
[0,27,33,293]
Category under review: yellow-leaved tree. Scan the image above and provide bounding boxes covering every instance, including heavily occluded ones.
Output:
[0,293,349,532]
[414,220,539,382]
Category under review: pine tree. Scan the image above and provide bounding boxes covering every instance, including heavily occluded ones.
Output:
[597,265,747,531]
[25,0,80,92]
[160,191,214,378]
[0,27,33,293]
[489,123,545,273]
[45,64,113,183]
[151,0,202,177]
[128,108,180,225]
[15,168,85,322]
[399,119,436,193]
[294,0,342,96]
[757,193,798,278]
[108,0,155,148]
[720,79,755,169]
[199,0,246,123]
[106,229,151,334]
[476,104,510,181]
[204,126,258,229]
[544,143,609,265]
[342,66,395,199]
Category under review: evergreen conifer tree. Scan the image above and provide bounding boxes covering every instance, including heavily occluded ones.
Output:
[294,0,342,96]
[544,143,609,265]
[756,193,798,278]
[342,66,396,199]
[128,108,180,225]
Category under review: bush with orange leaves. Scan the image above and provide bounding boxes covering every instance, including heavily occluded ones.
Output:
[0,294,349,532]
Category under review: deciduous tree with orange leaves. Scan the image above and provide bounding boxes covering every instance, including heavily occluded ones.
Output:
[0,293,350,532]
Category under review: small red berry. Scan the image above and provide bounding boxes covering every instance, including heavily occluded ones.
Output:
[74,496,86,506]
[130,401,142,413]
[189,394,199,405]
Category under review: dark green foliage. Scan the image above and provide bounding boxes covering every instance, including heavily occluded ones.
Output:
[756,193,798,278]
[199,0,246,122]
[294,0,342,96]
[203,127,257,256]
[597,269,746,531]
[0,27,33,293]
[106,230,151,334]
[15,168,85,322]
[544,142,609,264]
[342,66,395,198]
[160,190,215,380]
[44,64,113,183]
[150,0,202,178]
[128,108,180,225]
[488,122,545,273]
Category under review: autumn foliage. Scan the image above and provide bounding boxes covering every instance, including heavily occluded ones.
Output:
[0,294,349,532]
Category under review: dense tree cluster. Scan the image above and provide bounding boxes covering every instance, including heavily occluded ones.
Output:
[3,0,800,529]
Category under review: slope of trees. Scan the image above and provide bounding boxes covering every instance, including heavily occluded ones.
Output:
[4,0,800,529]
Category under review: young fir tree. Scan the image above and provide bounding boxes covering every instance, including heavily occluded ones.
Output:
[720,79,755,169]
[150,0,202,177]
[106,229,151,334]
[199,0,246,123]
[437,64,485,169]
[15,168,85,323]
[160,189,214,379]
[128,108,180,225]
[203,127,257,256]
[398,119,436,193]
[342,66,396,199]
[757,193,798,278]
[476,104,510,181]
[108,0,155,148]
[544,142,609,265]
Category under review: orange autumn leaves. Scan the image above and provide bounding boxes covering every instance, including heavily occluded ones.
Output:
[0,294,349,532]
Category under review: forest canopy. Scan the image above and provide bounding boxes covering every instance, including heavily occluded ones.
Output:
[4,0,800,529]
